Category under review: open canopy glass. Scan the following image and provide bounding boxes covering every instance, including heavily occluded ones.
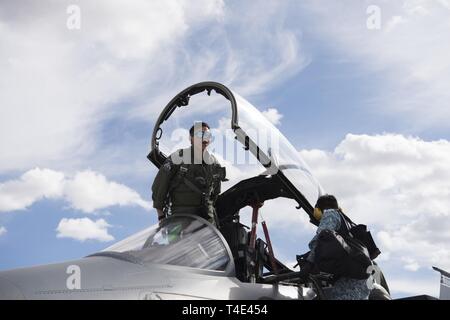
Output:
[148,82,324,221]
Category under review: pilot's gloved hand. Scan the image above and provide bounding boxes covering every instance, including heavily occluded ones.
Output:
[298,261,314,282]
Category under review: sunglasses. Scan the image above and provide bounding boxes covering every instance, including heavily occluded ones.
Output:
[193,130,213,141]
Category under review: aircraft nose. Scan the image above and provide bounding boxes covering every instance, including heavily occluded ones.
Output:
[0,276,25,299]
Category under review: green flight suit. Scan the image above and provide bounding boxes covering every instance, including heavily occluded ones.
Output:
[151,147,225,226]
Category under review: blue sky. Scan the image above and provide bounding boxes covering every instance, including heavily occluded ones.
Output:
[1,0,450,298]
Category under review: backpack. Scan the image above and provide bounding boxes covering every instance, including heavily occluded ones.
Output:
[314,211,378,280]
[314,229,372,279]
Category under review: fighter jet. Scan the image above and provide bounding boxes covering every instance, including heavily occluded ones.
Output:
[1,81,393,300]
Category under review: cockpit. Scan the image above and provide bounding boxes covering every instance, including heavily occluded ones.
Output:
[92,214,235,275]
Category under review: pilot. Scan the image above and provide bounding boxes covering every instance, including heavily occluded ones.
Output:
[299,194,371,300]
[151,122,226,227]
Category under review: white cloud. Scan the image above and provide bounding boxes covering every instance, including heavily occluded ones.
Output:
[0,168,151,213]
[403,258,420,272]
[0,1,309,175]
[64,170,152,213]
[385,15,407,32]
[0,168,65,211]
[299,1,450,128]
[56,217,113,242]
[388,277,439,298]
[0,0,220,173]
[300,133,450,274]
[0,226,7,236]
[261,108,283,126]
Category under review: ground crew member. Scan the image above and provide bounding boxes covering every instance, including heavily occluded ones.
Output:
[300,195,372,300]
